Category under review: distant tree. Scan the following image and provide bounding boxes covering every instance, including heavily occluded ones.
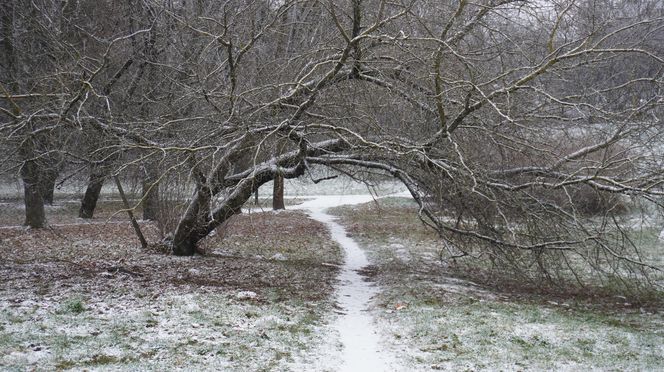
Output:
[273,174,285,210]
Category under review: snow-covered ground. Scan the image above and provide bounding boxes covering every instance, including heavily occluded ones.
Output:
[330,198,664,371]
[295,195,400,371]
[2,177,663,371]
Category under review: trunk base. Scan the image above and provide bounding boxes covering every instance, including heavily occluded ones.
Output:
[171,240,197,256]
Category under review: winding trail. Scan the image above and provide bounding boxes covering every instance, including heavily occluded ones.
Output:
[295,195,396,372]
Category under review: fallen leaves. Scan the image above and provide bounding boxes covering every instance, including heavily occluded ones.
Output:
[0,209,344,308]
[394,302,408,311]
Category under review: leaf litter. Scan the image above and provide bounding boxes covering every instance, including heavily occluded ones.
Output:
[0,205,345,371]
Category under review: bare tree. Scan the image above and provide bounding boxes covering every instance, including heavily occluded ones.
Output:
[1,0,662,291]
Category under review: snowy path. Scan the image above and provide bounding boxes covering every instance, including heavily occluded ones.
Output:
[295,195,397,372]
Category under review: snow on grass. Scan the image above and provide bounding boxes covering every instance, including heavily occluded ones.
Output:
[0,181,124,201]
[330,197,664,371]
[295,195,400,371]
[1,290,340,371]
[373,298,664,371]
[0,205,345,371]
[258,176,406,198]
[3,179,662,371]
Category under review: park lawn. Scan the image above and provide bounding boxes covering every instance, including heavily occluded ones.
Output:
[331,198,664,371]
[0,206,343,371]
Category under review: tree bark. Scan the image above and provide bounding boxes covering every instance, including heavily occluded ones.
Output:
[171,220,209,256]
[2,2,44,228]
[79,172,105,218]
[0,2,14,81]
[171,187,213,256]
[40,168,58,205]
[142,163,159,221]
[21,157,46,228]
[23,180,45,228]
[272,173,285,210]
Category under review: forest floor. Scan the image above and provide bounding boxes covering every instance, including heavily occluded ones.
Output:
[1,191,663,371]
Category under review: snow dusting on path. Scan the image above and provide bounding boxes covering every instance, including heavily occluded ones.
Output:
[295,195,398,372]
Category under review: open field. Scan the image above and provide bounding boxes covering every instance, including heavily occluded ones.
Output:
[330,198,664,371]
[1,193,663,371]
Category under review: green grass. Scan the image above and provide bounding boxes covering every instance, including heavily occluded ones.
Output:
[60,297,86,314]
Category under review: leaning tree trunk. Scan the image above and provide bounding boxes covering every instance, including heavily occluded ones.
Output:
[79,170,105,218]
[272,173,285,210]
[142,163,159,221]
[172,170,273,255]
[170,138,334,255]
[171,187,214,256]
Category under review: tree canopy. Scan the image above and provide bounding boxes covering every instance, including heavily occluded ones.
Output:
[1,0,663,289]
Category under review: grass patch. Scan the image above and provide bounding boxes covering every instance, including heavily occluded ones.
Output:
[60,297,86,314]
